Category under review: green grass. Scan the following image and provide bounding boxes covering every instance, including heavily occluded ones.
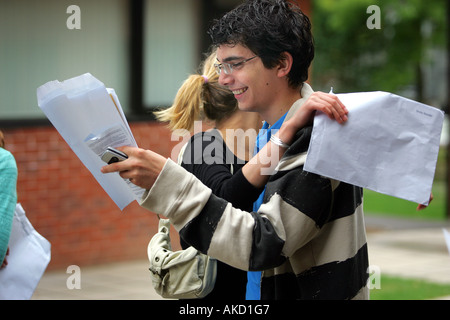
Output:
[370,275,450,300]
[363,181,446,221]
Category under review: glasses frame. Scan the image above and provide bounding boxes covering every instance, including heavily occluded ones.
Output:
[214,55,258,75]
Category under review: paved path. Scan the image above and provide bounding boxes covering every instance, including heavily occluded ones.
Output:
[29,215,450,300]
[31,259,164,300]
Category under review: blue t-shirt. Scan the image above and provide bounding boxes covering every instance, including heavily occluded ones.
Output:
[246,112,288,300]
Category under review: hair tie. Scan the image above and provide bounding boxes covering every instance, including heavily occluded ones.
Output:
[202,75,209,83]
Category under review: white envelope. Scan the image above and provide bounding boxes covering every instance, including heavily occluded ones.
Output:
[0,204,51,300]
[37,73,143,210]
[304,91,444,205]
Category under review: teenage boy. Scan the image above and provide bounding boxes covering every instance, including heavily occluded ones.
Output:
[103,0,369,300]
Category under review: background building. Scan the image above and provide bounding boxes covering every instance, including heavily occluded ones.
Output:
[0,0,310,270]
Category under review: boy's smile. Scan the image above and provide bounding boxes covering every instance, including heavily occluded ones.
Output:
[216,44,300,125]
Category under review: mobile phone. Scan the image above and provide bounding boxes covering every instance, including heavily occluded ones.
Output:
[101,147,128,164]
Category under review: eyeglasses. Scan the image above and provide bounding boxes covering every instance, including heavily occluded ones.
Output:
[214,55,258,75]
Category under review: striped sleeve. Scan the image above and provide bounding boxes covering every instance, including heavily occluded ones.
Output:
[141,159,285,270]
[140,157,339,272]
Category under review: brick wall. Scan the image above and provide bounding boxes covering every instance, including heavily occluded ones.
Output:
[2,121,183,270]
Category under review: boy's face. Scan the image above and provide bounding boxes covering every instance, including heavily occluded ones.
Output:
[216,44,281,117]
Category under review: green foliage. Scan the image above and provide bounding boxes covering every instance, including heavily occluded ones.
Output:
[370,275,450,300]
[311,0,446,95]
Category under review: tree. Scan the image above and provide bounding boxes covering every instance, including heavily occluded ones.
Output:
[311,0,448,219]
[311,0,446,101]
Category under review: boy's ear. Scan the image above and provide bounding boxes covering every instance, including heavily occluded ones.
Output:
[277,51,293,78]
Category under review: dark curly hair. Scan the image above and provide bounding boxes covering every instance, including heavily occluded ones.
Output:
[207,0,314,89]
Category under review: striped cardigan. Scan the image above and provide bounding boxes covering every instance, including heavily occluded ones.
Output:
[141,94,369,300]
[141,127,369,300]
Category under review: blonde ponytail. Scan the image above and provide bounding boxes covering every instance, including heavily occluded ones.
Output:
[154,49,237,133]
[154,75,206,132]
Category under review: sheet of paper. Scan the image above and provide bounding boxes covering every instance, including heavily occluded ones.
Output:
[0,204,51,300]
[37,73,144,210]
[443,229,450,256]
[304,91,444,205]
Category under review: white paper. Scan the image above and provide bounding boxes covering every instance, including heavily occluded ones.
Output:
[304,91,444,205]
[0,204,51,300]
[443,229,450,256]
[84,124,145,200]
[37,73,144,210]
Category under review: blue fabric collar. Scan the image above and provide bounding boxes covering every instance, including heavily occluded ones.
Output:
[254,112,288,156]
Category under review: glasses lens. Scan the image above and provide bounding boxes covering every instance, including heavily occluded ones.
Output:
[214,64,221,75]
[214,62,239,75]
[224,64,232,75]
